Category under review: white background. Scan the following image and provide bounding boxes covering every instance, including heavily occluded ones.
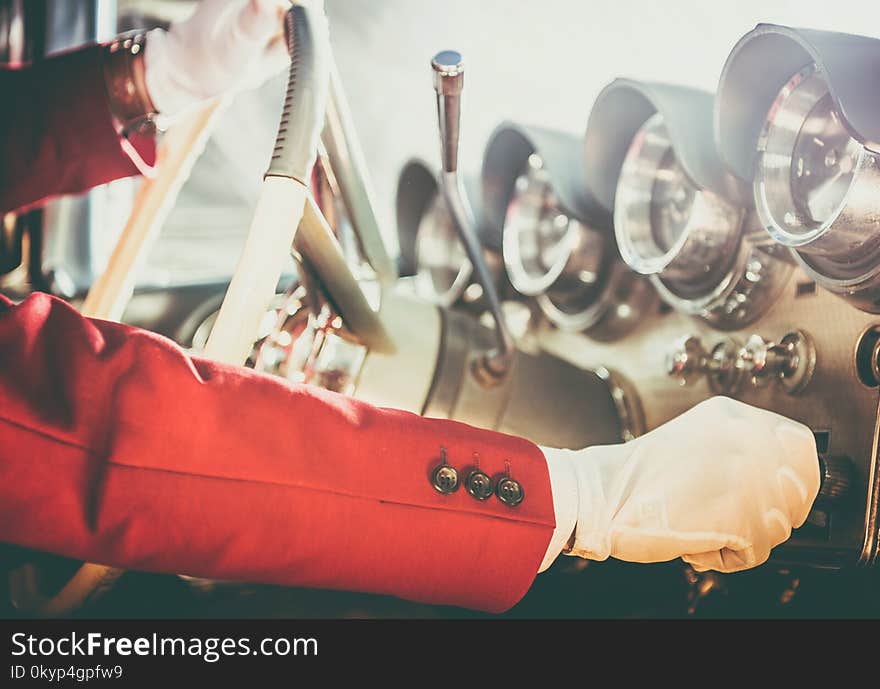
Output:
[132,0,880,281]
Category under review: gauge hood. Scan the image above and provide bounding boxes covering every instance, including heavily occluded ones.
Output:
[481,122,611,246]
[716,23,880,183]
[584,79,743,210]
[395,159,437,277]
[395,159,484,275]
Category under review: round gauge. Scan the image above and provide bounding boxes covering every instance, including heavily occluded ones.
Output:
[501,153,654,336]
[752,62,880,312]
[790,96,860,224]
[754,64,866,254]
[502,154,604,300]
[614,113,741,291]
[649,149,698,254]
[414,191,472,306]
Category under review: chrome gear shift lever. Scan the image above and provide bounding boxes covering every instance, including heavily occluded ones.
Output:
[432,51,464,174]
[431,51,514,384]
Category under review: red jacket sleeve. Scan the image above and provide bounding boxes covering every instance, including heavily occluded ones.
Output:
[0,44,156,215]
[0,293,556,613]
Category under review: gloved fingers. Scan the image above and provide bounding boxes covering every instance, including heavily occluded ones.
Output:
[257,0,294,12]
[569,512,611,562]
[678,507,791,574]
[682,545,766,573]
[609,527,748,565]
[257,33,293,77]
[775,464,815,530]
[773,422,821,526]
[238,0,291,41]
[293,0,326,12]
[269,30,293,56]
[243,3,329,97]
[722,544,770,571]
[681,551,721,572]
[763,507,794,548]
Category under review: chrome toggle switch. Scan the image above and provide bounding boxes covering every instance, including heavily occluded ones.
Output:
[666,335,742,393]
[736,330,816,394]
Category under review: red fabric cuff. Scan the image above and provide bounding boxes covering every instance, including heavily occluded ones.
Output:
[0,44,156,214]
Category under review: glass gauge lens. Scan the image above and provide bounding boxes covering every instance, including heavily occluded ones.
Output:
[614,113,700,277]
[414,192,471,303]
[503,154,602,297]
[649,149,697,253]
[755,64,864,248]
[615,112,741,290]
[790,95,860,226]
[508,180,570,277]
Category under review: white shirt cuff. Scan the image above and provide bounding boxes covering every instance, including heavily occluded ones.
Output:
[538,446,579,573]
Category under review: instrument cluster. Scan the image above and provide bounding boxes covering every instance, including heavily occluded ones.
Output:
[395,23,880,570]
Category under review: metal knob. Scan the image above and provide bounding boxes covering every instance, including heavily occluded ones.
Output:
[666,335,742,393]
[816,455,853,504]
[431,50,464,173]
[737,330,816,394]
[666,335,707,385]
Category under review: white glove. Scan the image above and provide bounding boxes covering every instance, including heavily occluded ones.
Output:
[543,396,820,573]
[144,0,294,117]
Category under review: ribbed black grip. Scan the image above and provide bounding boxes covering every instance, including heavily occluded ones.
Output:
[816,455,853,503]
[265,4,329,182]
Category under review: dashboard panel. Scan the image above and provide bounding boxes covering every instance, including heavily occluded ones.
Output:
[394,22,880,573]
[537,268,880,567]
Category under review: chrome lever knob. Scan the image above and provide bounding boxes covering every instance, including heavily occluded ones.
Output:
[431,51,464,173]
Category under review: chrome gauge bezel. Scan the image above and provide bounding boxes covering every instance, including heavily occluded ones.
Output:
[610,111,788,326]
[753,63,880,311]
[502,154,605,300]
[614,113,742,290]
[754,64,869,254]
[653,236,793,329]
[500,152,654,337]
[535,260,657,338]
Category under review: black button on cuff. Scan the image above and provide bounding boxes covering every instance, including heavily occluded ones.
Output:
[496,477,524,507]
[431,464,460,494]
[465,470,494,501]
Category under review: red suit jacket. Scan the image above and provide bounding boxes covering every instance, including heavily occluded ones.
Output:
[0,45,556,613]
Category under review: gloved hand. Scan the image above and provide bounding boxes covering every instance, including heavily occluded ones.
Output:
[144,0,296,117]
[543,396,820,573]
